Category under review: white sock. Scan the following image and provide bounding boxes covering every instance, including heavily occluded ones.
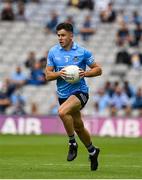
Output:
[89,149,96,156]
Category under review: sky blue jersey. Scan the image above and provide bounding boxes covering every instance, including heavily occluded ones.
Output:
[47,42,95,98]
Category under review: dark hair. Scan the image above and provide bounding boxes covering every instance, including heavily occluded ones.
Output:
[56,22,73,33]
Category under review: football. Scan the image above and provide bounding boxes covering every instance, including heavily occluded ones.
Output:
[62,65,80,83]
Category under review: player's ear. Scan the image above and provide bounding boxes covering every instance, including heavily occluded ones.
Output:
[70,32,73,39]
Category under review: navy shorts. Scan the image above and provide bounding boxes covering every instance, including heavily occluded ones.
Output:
[58,91,89,109]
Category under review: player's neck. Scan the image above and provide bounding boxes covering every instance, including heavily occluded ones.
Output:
[64,41,73,51]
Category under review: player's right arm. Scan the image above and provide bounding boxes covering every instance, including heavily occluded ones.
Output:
[45,49,61,81]
[45,66,61,81]
[45,48,67,81]
[45,66,67,81]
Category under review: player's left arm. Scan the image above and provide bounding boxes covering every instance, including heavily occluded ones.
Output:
[84,62,102,77]
[80,49,102,78]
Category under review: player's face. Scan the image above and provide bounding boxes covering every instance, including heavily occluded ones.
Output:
[57,29,73,50]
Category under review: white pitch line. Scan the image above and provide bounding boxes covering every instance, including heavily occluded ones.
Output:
[42,163,142,168]
[42,163,87,167]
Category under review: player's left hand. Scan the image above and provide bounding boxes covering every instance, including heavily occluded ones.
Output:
[79,68,85,78]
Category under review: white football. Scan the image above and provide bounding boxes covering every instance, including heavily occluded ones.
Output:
[62,65,80,83]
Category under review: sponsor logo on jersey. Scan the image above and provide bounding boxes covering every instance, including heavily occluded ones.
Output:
[73,56,78,62]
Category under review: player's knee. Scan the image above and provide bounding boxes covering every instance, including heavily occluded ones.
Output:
[58,107,67,118]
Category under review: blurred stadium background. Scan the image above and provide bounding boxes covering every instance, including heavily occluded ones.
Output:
[0,0,142,179]
[0,0,142,136]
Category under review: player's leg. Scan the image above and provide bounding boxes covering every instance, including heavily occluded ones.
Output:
[58,95,81,161]
[70,91,100,171]
[72,111,91,146]
[70,92,92,148]
[58,95,81,136]
[72,111,100,171]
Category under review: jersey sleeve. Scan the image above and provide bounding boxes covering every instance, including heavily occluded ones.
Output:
[47,50,54,66]
[84,49,95,66]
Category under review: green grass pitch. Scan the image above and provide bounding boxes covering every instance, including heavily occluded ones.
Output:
[0,134,142,179]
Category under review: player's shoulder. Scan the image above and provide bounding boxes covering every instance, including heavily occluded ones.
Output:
[49,44,60,53]
[75,42,85,49]
[75,42,91,55]
[75,42,88,51]
[74,43,86,54]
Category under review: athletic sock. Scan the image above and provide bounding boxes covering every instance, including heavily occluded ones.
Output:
[87,143,96,156]
[69,134,77,146]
